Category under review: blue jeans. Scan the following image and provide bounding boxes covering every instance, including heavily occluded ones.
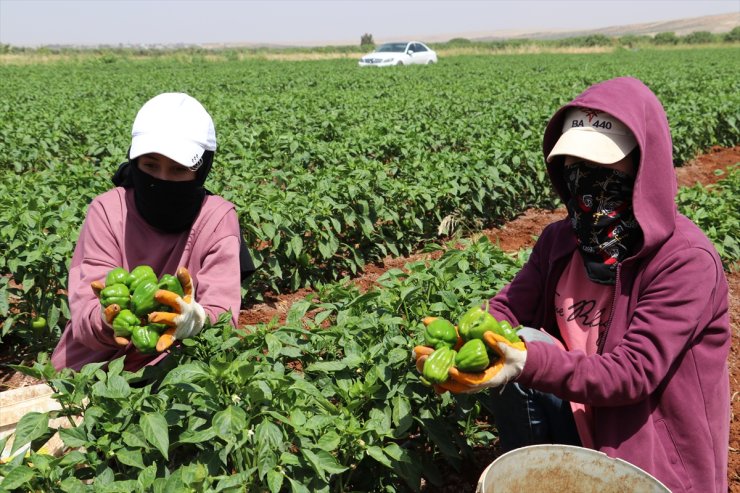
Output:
[477,383,582,452]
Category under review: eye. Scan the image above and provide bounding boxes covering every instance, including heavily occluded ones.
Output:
[175,167,193,176]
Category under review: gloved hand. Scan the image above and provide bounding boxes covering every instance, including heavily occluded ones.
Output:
[412,346,471,394]
[448,331,527,393]
[91,280,128,346]
[147,267,206,352]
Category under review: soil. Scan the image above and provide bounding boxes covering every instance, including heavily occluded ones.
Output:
[1,145,738,490]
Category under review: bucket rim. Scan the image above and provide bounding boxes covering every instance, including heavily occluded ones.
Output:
[476,444,671,493]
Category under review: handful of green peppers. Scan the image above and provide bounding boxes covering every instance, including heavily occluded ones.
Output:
[94,265,184,353]
[418,302,523,384]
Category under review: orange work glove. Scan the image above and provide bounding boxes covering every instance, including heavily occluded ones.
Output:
[90,280,128,347]
[147,267,206,352]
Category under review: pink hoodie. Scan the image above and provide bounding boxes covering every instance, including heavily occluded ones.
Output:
[52,187,242,372]
[489,77,730,492]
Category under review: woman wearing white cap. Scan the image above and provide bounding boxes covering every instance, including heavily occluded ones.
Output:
[52,93,252,372]
[415,77,729,492]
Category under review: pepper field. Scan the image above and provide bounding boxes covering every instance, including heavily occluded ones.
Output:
[0,46,738,491]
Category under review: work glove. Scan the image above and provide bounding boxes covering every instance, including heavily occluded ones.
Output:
[447,326,563,393]
[91,280,129,346]
[147,267,206,352]
[447,331,527,393]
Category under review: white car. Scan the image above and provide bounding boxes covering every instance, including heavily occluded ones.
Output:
[358,41,438,67]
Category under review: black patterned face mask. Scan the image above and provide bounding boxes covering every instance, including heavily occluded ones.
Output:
[564,162,641,285]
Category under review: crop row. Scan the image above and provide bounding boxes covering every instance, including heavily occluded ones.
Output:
[0,48,738,348]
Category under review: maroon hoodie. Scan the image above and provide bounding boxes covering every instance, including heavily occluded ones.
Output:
[488,77,730,492]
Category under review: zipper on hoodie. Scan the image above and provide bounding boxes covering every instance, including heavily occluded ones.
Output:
[543,250,570,336]
[596,263,622,355]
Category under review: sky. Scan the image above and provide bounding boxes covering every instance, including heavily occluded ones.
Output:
[0,0,737,47]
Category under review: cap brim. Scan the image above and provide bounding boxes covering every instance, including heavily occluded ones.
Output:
[547,128,637,164]
[130,133,205,168]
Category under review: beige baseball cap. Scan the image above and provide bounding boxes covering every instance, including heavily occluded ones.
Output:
[130,93,217,169]
[547,107,637,164]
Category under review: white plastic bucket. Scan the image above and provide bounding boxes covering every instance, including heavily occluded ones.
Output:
[476,444,671,493]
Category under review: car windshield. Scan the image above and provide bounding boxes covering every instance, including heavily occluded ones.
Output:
[376,43,408,53]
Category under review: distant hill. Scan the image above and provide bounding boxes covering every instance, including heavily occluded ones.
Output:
[468,12,739,42]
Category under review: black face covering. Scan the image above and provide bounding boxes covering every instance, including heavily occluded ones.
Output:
[129,163,206,233]
[112,150,214,233]
[564,161,642,285]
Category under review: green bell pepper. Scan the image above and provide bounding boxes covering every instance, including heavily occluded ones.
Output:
[100,283,130,309]
[424,318,458,349]
[498,320,522,344]
[158,273,184,297]
[422,346,457,384]
[455,339,490,372]
[131,278,161,317]
[129,265,157,292]
[131,325,160,353]
[458,302,500,342]
[112,309,140,338]
[149,322,169,334]
[105,267,132,288]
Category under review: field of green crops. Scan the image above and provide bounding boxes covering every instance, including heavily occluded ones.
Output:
[1,46,738,351]
[0,46,739,492]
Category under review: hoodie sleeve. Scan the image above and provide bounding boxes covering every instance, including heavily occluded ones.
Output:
[517,245,719,406]
[65,197,126,351]
[487,223,554,327]
[191,208,242,327]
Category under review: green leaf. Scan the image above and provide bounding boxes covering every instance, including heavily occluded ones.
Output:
[10,411,49,455]
[140,412,169,460]
[304,360,346,373]
[137,464,157,491]
[0,464,35,490]
[108,356,125,377]
[116,447,146,469]
[121,428,149,449]
[290,235,303,257]
[59,425,89,448]
[159,362,210,387]
[366,445,392,468]
[266,469,284,493]
[177,426,217,444]
[212,406,248,438]
[59,476,88,493]
[392,395,412,434]
[256,443,278,480]
[302,447,347,481]
[287,476,312,493]
[255,419,282,449]
[316,431,341,451]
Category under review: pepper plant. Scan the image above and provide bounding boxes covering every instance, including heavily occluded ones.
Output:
[1,237,524,491]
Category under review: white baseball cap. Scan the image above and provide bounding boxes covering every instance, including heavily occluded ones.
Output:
[130,93,217,169]
[547,107,637,164]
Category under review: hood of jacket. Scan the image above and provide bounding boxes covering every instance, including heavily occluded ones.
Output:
[543,76,677,259]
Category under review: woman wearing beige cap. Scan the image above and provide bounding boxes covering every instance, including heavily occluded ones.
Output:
[52,93,253,372]
[416,77,729,492]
